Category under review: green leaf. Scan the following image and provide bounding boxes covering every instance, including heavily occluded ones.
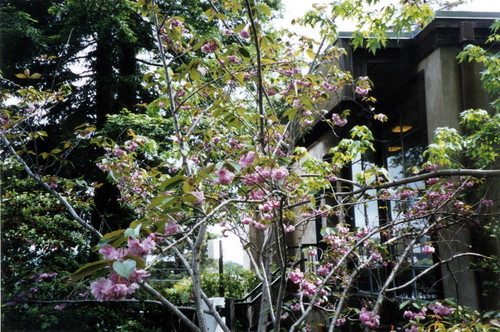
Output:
[182,193,198,205]
[101,229,125,240]
[29,73,42,79]
[189,69,202,81]
[123,255,146,269]
[72,260,113,282]
[124,223,142,238]
[305,48,315,59]
[180,292,190,303]
[226,160,241,173]
[150,195,175,209]
[238,47,251,59]
[399,299,413,310]
[159,174,186,190]
[113,259,136,279]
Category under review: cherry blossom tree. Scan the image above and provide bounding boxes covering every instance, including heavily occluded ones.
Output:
[2,1,499,331]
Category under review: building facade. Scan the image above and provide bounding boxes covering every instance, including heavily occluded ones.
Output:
[295,11,500,313]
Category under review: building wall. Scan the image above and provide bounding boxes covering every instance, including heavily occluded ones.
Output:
[417,45,488,309]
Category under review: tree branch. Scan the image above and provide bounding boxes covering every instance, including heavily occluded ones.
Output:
[1,132,102,239]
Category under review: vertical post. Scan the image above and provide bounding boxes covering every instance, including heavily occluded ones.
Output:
[219,240,224,297]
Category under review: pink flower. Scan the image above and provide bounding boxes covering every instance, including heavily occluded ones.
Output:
[126,235,156,258]
[108,283,130,300]
[249,189,266,200]
[422,245,435,255]
[239,30,250,38]
[307,248,317,256]
[253,221,269,230]
[355,86,369,95]
[374,113,387,122]
[227,55,242,64]
[284,225,295,233]
[317,265,329,276]
[425,164,438,171]
[201,41,218,53]
[403,307,427,320]
[241,216,253,225]
[224,29,233,36]
[99,245,124,260]
[323,82,337,91]
[91,278,113,301]
[192,191,205,204]
[271,167,289,181]
[239,151,256,168]
[481,199,494,207]
[429,302,454,316]
[54,304,67,310]
[290,303,301,311]
[113,149,126,157]
[165,221,179,235]
[125,141,138,152]
[303,119,313,126]
[370,251,382,261]
[128,269,150,283]
[288,269,303,284]
[359,308,380,328]
[332,113,347,127]
[217,168,234,185]
[280,312,289,320]
[335,318,346,326]
[426,178,440,185]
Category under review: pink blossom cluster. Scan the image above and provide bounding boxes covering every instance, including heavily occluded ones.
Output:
[422,244,435,255]
[355,76,370,95]
[397,189,415,199]
[227,55,242,64]
[288,269,304,284]
[374,113,387,122]
[370,250,382,261]
[91,270,149,301]
[355,86,369,95]
[239,30,250,38]
[428,302,454,316]
[332,113,347,127]
[99,234,156,260]
[242,166,289,185]
[426,177,440,185]
[192,191,205,204]
[404,306,427,320]
[238,151,256,168]
[217,168,235,185]
[481,199,494,207]
[278,68,300,76]
[201,41,218,53]
[259,199,280,212]
[323,232,355,257]
[35,272,58,283]
[359,307,380,328]
[317,263,332,276]
[323,82,338,91]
